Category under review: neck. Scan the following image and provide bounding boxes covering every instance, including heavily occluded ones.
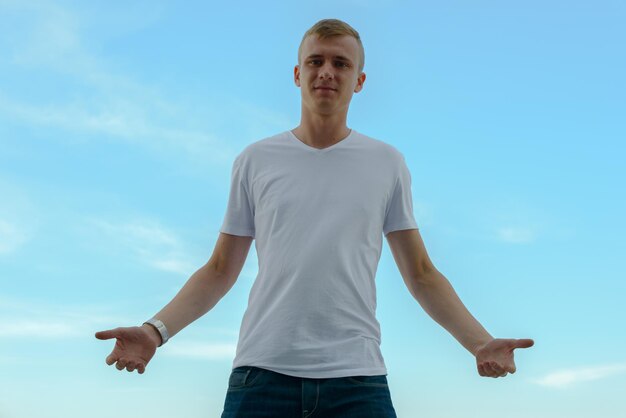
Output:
[292,112,350,149]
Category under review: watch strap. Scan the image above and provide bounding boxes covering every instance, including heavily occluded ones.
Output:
[143,318,169,347]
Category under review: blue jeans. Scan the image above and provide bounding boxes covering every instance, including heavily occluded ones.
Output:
[220,366,398,418]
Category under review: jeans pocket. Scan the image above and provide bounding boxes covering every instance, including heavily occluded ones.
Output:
[345,375,388,387]
[228,366,266,390]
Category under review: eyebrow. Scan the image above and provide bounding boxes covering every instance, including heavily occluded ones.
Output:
[306,54,353,63]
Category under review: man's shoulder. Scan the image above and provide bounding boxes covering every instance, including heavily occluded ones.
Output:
[353,130,405,160]
[250,131,288,148]
[234,131,288,162]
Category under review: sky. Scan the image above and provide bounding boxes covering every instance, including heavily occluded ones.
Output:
[0,0,625,417]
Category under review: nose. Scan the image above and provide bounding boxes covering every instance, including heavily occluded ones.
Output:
[318,63,334,80]
[319,71,333,81]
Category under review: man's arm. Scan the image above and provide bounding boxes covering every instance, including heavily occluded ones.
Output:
[386,228,492,355]
[405,267,494,356]
[95,232,254,373]
[386,228,534,378]
[148,232,254,340]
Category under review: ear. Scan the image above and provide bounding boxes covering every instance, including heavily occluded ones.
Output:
[294,65,301,87]
[354,72,366,93]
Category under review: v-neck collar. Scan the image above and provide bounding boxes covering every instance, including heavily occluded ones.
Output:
[287,129,355,153]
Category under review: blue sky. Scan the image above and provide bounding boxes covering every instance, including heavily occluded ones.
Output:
[1,0,625,417]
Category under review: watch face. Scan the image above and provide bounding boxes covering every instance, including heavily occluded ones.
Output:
[144,320,167,345]
[153,320,169,342]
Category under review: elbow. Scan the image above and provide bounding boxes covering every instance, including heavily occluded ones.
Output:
[402,267,440,299]
[413,267,443,287]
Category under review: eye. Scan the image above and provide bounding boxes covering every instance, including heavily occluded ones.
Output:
[308,60,349,68]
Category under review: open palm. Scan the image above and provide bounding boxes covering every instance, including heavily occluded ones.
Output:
[95,326,158,374]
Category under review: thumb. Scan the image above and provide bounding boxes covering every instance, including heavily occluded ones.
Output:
[513,338,534,349]
[94,328,120,340]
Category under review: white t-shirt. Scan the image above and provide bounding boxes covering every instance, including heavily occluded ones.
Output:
[219,128,418,378]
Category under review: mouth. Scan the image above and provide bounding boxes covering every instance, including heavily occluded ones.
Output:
[315,87,336,91]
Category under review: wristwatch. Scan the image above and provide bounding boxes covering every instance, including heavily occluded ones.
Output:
[142,318,169,347]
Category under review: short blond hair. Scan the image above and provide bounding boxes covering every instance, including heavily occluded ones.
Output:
[298,18,365,74]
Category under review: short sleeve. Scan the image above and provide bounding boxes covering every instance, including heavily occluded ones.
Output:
[383,154,418,236]
[219,154,255,238]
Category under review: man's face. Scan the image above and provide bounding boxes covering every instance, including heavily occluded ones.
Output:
[295,34,366,116]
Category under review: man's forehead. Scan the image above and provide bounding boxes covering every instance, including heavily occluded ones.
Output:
[302,35,357,61]
[305,52,353,63]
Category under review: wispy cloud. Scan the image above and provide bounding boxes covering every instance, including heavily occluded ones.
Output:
[0,295,135,338]
[82,216,197,275]
[0,219,30,255]
[161,341,237,360]
[0,178,40,256]
[0,93,236,168]
[0,319,79,337]
[496,226,536,244]
[0,0,291,173]
[532,362,626,388]
[0,295,237,346]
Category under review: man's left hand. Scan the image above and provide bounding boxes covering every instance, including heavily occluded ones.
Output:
[475,338,534,378]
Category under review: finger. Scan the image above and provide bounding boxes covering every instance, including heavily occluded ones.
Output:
[106,354,118,365]
[126,362,137,372]
[477,363,487,377]
[479,362,496,377]
[95,329,118,340]
[514,339,534,349]
[116,358,128,370]
[483,362,499,378]
[138,364,146,374]
[490,362,506,377]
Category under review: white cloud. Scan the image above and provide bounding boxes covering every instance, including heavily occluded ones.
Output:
[496,226,536,244]
[0,179,40,256]
[532,362,626,388]
[0,354,27,366]
[9,2,81,68]
[0,0,292,173]
[83,216,196,275]
[161,341,237,360]
[0,295,239,368]
[0,295,135,338]
[0,319,78,337]
[0,219,30,255]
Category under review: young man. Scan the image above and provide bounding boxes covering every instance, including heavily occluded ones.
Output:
[96,19,533,417]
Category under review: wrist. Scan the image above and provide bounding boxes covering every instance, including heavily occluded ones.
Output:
[142,318,170,347]
[141,323,163,347]
[471,336,495,356]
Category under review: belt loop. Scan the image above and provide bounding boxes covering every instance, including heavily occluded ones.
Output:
[243,367,252,385]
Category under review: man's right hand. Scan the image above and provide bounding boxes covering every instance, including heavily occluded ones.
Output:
[95,325,160,374]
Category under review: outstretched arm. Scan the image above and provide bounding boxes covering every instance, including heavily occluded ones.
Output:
[411,269,534,377]
[407,267,493,356]
[95,233,254,373]
[386,228,534,377]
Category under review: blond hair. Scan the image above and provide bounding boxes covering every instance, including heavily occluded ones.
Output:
[298,18,365,74]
